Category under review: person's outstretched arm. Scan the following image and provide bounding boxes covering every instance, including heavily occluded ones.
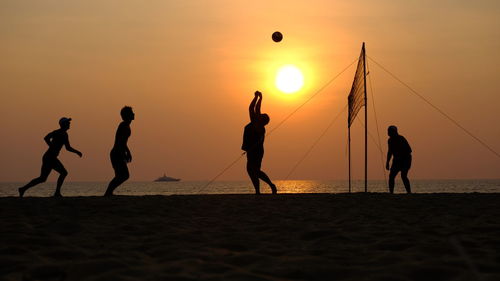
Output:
[65,136,83,157]
[255,91,262,116]
[249,91,260,122]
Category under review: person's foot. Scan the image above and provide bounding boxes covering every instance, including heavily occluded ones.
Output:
[104,192,113,197]
[53,192,63,198]
[270,184,277,194]
[18,187,25,198]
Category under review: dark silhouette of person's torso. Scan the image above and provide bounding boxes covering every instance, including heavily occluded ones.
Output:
[388,135,412,159]
[45,129,68,157]
[112,122,131,153]
[242,122,265,153]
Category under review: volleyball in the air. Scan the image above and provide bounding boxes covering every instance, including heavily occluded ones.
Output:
[272,31,283,42]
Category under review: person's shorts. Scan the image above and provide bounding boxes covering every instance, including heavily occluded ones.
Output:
[246,150,264,170]
[110,150,128,175]
[391,155,412,173]
[41,152,65,174]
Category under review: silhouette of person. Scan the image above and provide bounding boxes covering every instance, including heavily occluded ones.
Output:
[242,91,277,195]
[18,117,83,197]
[104,106,134,196]
[386,125,412,194]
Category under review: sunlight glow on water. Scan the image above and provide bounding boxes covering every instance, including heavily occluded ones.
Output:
[1,179,499,197]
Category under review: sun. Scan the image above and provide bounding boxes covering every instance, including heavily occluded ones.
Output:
[275,65,304,94]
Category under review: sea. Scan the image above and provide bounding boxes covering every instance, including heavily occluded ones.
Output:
[1,179,499,197]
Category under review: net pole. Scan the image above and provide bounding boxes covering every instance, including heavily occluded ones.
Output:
[363,42,368,193]
[348,126,351,193]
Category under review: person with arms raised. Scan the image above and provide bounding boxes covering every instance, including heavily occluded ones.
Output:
[242,91,277,195]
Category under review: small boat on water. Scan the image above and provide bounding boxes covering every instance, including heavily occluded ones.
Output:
[154,173,180,182]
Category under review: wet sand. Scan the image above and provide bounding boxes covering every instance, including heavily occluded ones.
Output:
[1,193,500,281]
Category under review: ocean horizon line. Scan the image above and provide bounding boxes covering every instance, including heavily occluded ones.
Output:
[2,178,500,183]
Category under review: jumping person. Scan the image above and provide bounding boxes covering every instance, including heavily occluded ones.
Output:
[18,117,83,197]
[242,91,277,195]
[104,106,134,196]
[386,125,412,194]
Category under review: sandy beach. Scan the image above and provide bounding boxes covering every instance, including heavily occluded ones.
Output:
[1,193,499,281]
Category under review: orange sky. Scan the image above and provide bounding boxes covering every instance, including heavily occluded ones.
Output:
[1,0,499,182]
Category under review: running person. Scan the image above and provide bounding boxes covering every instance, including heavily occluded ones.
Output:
[18,117,83,197]
[242,91,277,195]
[386,125,412,194]
[104,106,134,196]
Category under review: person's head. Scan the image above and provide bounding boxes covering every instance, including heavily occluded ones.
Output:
[121,106,135,121]
[388,125,398,137]
[259,113,270,126]
[59,117,71,130]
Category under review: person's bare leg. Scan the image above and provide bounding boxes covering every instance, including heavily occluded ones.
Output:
[247,165,261,194]
[105,157,129,196]
[19,162,52,198]
[401,169,411,194]
[258,171,277,194]
[52,160,67,197]
[19,177,47,197]
[53,173,67,197]
[105,174,128,196]
[388,170,398,194]
[105,171,129,196]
